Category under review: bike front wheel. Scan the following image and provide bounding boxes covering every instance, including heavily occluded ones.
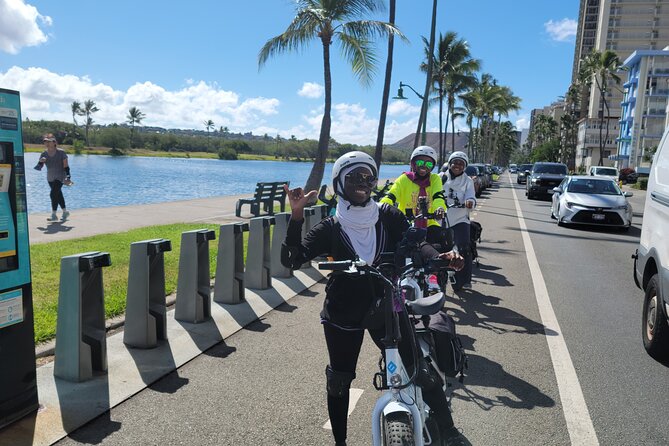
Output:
[383,412,415,446]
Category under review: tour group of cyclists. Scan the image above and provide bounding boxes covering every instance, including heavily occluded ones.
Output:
[282,146,479,446]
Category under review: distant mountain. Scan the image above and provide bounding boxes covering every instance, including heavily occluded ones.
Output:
[390,132,470,152]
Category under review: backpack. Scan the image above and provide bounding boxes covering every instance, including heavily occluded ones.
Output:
[428,311,467,382]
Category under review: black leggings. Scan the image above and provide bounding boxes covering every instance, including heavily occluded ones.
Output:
[323,320,453,443]
[48,180,66,211]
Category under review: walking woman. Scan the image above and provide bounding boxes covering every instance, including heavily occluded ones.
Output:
[281,151,465,446]
[34,134,72,221]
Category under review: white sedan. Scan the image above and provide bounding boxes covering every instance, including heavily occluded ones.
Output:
[550,176,633,231]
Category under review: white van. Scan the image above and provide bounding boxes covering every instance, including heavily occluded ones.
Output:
[634,131,669,360]
[589,166,619,181]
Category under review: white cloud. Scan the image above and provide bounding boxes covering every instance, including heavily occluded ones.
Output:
[515,115,530,130]
[544,18,577,42]
[387,100,421,117]
[0,66,280,131]
[297,82,324,99]
[0,0,51,54]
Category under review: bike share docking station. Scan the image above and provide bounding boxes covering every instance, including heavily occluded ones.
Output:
[0,88,39,428]
[245,216,275,289]
[270,213,292,279]
[54,251,112,382]
[214,222,248,304]
[175,229,216,323]
[124,239,172,348]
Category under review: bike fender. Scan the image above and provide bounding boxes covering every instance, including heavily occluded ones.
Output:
[382,401,411,416]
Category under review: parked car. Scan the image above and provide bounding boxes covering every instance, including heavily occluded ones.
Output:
[470,163,490,189]
[516,163,534,184]
[589,166,619,182]
[634,132,669,361]
[551,176,633,230]
[465,165,483,197]
[619,167,639,184]
[526,162,568,199]
[509,163,518,173]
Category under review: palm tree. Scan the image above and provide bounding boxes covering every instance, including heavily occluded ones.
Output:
[259,0,404,194]
[373,0,396,170]
[415,0,438,150]
[580,50,624,166]
[204,119,215,137]
[126,106,146,148]
[71,101,83,127]
[82,100,99,147]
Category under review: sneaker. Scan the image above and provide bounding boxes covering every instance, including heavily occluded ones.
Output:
[461,283,472,290]
[47,212,58,221]
[61,210,70,221]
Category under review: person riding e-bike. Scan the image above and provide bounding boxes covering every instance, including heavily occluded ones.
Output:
[441,151,477,292]
[281,151,465,446]
[380,146,449,250]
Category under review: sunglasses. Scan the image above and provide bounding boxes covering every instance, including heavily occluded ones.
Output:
[345,171,378,187]
[415,159,434,169]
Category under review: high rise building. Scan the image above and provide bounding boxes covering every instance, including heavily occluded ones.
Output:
[572,0,669,169]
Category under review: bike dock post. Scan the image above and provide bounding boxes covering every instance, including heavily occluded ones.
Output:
[175,229,216,323]
[214,222,249,304]
[270,212,292,278]
[54,251,112,382]
[245,216,274,289]
[301,207,317,240]
[124,239,172,349]
[312,204,328,221]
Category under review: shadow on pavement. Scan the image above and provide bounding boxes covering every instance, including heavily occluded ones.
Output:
[453,354,555,411]
[36,222,74,234]
[448,290,556,339]
[126,341,189,394]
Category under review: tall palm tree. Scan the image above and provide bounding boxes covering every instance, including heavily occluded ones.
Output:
[580,49,623,166]
[71,101,83,127]
[373,0,396,171]
[204,119,215,137]
[82,100,99,147]
[415,0,438,150]
[126,107,146,148]
[259,0,403,194]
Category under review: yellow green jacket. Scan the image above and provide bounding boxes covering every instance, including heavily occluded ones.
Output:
[379,173,446,227]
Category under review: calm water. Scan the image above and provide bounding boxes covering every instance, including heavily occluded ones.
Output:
[23,153,409,213]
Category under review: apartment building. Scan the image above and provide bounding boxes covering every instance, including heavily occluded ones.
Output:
[618,48,669,168]
[572,0,669,169]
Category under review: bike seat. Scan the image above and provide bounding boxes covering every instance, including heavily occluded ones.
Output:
[406,292,446,315]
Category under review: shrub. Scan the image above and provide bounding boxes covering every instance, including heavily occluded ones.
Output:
[72,140,85,154]
[638,177,648,190]
[109,147,125,156]
[218,147,238,160]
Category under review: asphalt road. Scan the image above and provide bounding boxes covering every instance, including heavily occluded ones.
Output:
[56,174,668,446]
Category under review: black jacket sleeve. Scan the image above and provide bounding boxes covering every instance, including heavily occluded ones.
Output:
[281,217,333,269]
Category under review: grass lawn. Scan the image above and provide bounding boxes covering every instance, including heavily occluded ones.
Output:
[30,223,252,344]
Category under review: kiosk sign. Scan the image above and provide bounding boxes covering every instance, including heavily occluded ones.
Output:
[0,289,23,329]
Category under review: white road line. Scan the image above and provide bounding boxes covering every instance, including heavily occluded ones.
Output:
[509,174,599,446]
[323,388,365,430]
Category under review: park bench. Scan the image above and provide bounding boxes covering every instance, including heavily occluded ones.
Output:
[235,181,289,217]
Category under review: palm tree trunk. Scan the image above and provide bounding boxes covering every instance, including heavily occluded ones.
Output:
[602,96,610,167]
[450,96,456,156]
[304,39,332,197]
[440,93,446,166]
[415,0,438,149]
[374,0,396,171]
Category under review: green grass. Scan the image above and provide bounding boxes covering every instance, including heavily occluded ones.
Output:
[30,223,252,344]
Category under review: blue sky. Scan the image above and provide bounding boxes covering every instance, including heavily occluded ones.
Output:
[0,0,578,145]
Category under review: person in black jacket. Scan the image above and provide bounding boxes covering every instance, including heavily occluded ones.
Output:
[281,151,465,446]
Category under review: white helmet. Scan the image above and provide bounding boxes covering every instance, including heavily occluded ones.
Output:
[448,151,469,167]
[332,151,378,197]
[410,146,438,165]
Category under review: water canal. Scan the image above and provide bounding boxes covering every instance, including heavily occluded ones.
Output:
[23,153,409,213]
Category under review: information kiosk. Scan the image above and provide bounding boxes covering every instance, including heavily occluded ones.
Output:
[0,88,38,429]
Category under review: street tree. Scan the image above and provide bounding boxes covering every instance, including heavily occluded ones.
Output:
[82,100,99,147]
[373,0,397,171]
[204,119,215,137]
[259,0,404,195]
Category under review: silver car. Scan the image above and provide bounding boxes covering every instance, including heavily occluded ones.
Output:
[550,176,633,230]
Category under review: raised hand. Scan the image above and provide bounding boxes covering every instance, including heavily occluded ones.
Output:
[285,184,317,220]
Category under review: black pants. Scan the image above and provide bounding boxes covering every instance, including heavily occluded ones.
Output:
[323,320,453,443]
[48,180,66,212]
[451,222,472,290]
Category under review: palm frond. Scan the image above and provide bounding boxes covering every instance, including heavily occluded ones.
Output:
[258,9,322,67]
[338,31,377,86]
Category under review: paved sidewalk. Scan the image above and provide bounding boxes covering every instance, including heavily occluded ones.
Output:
[29,194,253,244]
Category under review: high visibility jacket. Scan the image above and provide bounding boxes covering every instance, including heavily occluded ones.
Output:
[379,173,446,228]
